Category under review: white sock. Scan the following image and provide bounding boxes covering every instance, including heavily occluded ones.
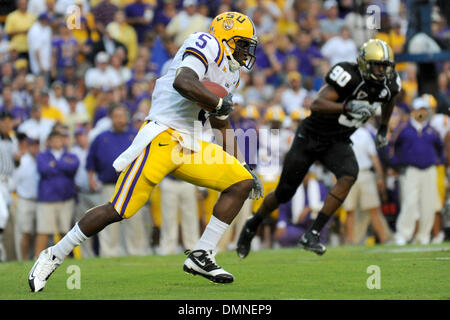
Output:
[52,223,88,260]
[194,215,229,251]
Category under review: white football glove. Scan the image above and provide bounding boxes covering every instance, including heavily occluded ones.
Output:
[344,100,376,122]
[244,164,264,200]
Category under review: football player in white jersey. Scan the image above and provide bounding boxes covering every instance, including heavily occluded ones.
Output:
[28,12,264,291]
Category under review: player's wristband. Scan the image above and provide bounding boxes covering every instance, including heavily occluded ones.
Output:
[215,98,223,111]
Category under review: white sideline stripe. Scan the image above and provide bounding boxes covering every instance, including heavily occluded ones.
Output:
[369,246,450,254]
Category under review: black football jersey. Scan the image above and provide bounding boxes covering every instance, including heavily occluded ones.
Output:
[301,62,401,140]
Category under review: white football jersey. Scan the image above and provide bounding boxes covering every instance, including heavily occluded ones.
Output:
[146,32,240,135]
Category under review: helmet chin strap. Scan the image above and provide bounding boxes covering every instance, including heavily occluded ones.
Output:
[223,41,241,72]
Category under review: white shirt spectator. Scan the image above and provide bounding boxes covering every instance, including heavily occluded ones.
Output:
[17,117,54,149]
[281,88,309,114]
[430,113,449,141]
[54,0,90,15]
[49,92,70,115]
[321,35,358,66]
[14,152,39,199]
[71,144,91,192]
[27,19,52,75]
[349,127,376,171]
[84,65,122,90]
[27,0,47,17]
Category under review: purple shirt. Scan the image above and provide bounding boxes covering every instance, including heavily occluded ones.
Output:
[37,149,80,202]
[125,2,152,43]
[292,45,323,77]
[86,129,137,183]
[0,105,27,123]
[390,121,443,169]
[52,36,78,69]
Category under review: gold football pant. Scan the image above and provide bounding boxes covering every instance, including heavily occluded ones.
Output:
[110,128,252,219]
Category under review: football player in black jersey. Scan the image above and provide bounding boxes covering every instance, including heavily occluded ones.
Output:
[237,39,401,257]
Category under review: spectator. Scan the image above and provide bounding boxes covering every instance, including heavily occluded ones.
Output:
[39,90,65,123]
[153,0,177,35]
[71,127,98,257]
[91,0,119,34]
[106,10,138,67]
[321,26,358,66]
[244,71,275,106]
[0,111,20,261]
[319,0,344,42]
[27,0,47,17]
[87,29,127,65]
[281,71,308,114]
[17,104,54,148]
[343,126,390,245]
[4,0,36,59]
[51,23,78,80]
[27,12,52,77]
[0,26,10,64]
[0,84,27,126]
[35,129,79,257]
[391,97,443,245]
[86,104,148,256]
[63,96,89,144]
[84,52,122,91]
[247,0,282,36]
[274,172,329,247]
[13,136,40,260]
[49,81,70,115]
[124,0,154,44]
[343,1,376,47]
[292,28,323,79]
[166,0,210,47]
[159,176,200,255]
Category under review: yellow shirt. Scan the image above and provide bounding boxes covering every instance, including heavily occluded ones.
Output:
[375,31,407,71]
[83,93,97,119]
[4,10,36,53]
[402,80,418,105]
[41,105,65,123]
[106,22,138,67]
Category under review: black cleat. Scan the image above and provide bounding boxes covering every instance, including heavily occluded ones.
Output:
[183,249,234,284]
[236,220,257,259]
[298,231,327,255]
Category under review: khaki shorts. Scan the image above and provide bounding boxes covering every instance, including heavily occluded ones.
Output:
[36,200,75,234]
[343,170,380,211]
[16,197,38,234]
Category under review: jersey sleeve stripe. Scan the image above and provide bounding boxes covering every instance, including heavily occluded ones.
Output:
[183,47,209,72]
[211,35,224,66]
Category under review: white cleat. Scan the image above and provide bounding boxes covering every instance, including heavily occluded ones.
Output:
[28,247,63,292]
[183,249,234,284]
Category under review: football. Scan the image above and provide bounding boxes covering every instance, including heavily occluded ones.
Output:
[198,81,228,111]
[201,81,228,98]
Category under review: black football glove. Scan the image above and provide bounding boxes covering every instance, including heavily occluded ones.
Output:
[244,164,264,200]
[375,124,389,149]
[211,92,234,118]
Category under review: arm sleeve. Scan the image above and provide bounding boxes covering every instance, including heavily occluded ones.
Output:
[179,32,223,79]
[179,55,208,79]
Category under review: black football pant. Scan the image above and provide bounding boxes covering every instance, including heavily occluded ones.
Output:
[274,127,359,204]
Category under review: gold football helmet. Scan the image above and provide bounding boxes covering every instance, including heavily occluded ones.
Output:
[209,12,258,70]
[358,39,395,83]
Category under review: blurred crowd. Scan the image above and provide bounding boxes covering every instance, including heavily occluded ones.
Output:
[0,0,449,261]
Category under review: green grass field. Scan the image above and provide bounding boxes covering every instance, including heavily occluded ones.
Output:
[1,244,449,300]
